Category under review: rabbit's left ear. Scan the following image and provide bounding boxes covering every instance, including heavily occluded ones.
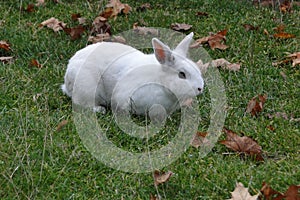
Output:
[174,32,194,57]
[152,38,174,65]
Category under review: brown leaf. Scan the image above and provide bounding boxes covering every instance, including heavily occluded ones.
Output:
[196,58,240,73]
[273,32,296,39]
[229,182,259,200]
[191,29,228,50]
[246,94,267,116]
[190,132,210,148]
[196,11,209,17]
[273,52,300,67]
[88,33,111,43]
[136,3,151,12]
[285,185,300,200]
[133,23,159,36]
[150,194,161,200]
[100,0,132,19]
[71,13,81,21]
[40,17,66,32]
[29,59,41,68]
[273,24,295,39]
[170,23,192,31]
[56,120,68,132]
[92,16,111,35]
[266,125,275,131]
[153,170,173,186]
[220,128,263,160]
[0,41,11,52]
[0,56,14,64]
[211,58,240,71]
[63,25,85,40]
[280,0,292,13]
[260,182,285,200]
[243,24,259,31]
[23,4,35,13]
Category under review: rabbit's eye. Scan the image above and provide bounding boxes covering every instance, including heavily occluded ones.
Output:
[178,71,186,79]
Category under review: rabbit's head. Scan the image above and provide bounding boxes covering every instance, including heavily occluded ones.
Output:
[151,32,204,103]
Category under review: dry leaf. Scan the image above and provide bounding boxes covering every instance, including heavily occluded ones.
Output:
[267,112,289,120]
[191,29,228,50]
[280,0,292,13]
[133,23,159,36]
[29,59,41,68]
[260,182,285,200]
[56,120,68,132]
[190,132,211,148]
[0,56,13,64]
[35,0,45,6]
[273,25,296,39]
[284,185,300,200]
[71,13,81,21]
[243,24,259,31]
[153,170,173,186]
[273,52,300,67]
[246,94,267,116]
[63,25,85,40]
[100,0,132,19]
[23,4,35,13]
[88,33,111,43]
[196,58,240,73]
[92,16,111,35]
[150,194,161,200]
[229,182,259,200]
[220,128,263,161]
[0,41,11,52]
[136,3,151,12]
[170,23,192,31]
[40,17,66,32]
[111,35,126,44]
[195,11,209,17]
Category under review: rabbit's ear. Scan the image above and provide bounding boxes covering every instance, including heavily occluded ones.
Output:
[174,32,194,57]
[152,38,174,65]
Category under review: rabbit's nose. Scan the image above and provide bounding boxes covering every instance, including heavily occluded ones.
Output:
[197,88,202,93]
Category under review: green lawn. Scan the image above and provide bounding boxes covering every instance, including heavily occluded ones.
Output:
[0,0,299,199]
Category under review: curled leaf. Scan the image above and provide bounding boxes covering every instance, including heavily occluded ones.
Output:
[170,23,192,31]
[246,94,267,116]
[40,17,66,32]
[153,170,173,186]
[229,182,259,200]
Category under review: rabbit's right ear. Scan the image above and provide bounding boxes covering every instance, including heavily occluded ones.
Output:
[152,38,174,65]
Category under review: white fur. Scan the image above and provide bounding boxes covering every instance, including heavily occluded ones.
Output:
[62,32,204,115]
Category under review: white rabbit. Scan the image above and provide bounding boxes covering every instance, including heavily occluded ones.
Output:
[62,32,204,116]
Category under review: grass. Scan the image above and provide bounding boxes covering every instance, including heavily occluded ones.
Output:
[0,0,299,199]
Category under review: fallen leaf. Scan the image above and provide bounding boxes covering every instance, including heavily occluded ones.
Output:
[111,35,126,44]
[136,3,151,12]
[195,11,209,17]
[273,24,296,39]
[63,25,86,40]
[0,56,14,64]
[190,132,211,148]
[133,23,159,36]
[280,0,292,13]
[40,17,66,32]
[170,23,192,31]
[211,58,240,71]
[220,128,263,160]
[88,33,111,43]
[196,58,240,73]
[29,59,41,68]
[153,170,173,186]
[150,194,161,200]
[229,182,259,200]
[35,0,45,6]
[23,4,35,13]
[92,16,111,35]
[100,0,131,19]
[246,94,267,116]
[56,120,68,132]
[71,13,81,21]
[266,125,275,131]
[273,52,300,67]
[191,29,228,50]
[0,41,11,52]
[260,182,285,200]
[273,32,296,39]
[267,112,289,120]
[243,24,259,31]
[263,29,270,35]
